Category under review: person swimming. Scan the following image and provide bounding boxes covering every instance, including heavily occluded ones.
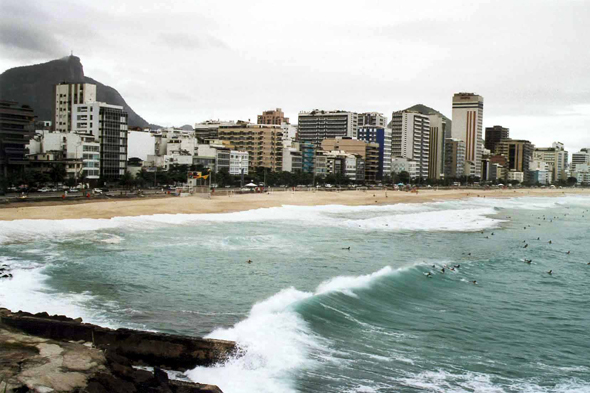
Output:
[472,280,477,284]
[247,259,253,264]
[524,244,528,248]
[548,270,552,275]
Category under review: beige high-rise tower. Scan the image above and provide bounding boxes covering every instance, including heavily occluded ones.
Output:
[450,93,484,178]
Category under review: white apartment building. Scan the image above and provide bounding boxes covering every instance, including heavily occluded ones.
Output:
[298,110,358,146]
[358,112,387,128]
[572,163,590,184]
[571,148,590,172]
[54,83,96,132]
[529,160,553,184]
[27,130,100,180]
[282,147,302,173]
[390,110,430,179]
[391,157,418,179]
[450,93,484,178]
[507,171,525,183]
[71,102,128,181]
[281,123,298,148]
[230,150,249,175]
[533,142,568,182]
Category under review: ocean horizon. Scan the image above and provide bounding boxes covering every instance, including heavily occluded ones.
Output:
[1,195,589,393]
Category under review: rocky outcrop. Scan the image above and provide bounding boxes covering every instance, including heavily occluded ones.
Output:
[0,56,149,127]
[0,309,235,392]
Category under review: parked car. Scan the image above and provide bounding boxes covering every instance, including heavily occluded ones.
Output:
[68,188,80,193]
[93,188,103,194]
[38,187,51,193]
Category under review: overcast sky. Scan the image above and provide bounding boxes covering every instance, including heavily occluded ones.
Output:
[1,0,589,152]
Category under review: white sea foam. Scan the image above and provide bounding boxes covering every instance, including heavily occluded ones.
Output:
[0,199,510,245]
[343,207,503,232]
[0,260,114,327]
[316,266,393,296]
[186,266,400,393]
[398,369,590,393]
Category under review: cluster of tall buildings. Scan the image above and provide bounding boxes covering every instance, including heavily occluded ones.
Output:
[0,82,128,184]
[1,84,589,186]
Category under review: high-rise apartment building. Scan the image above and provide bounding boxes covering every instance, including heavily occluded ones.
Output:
[428,114,446,179]
[357,126,391,179]
[54,83,96,132]
[358,112,387,128]
[444,138,466,179]
[298,110,358,147]
[450,93,484,178]
[495,139,534,182]
[484,125,509,153]
[571,148,590,172]
[321,137,379,182]
[533,142,568,182]
[194,120,236,142]
[390,110,430,179]
[71,102,128,181]
[0,100,35,176]
[257,108,289,125]
[218,124,283,172]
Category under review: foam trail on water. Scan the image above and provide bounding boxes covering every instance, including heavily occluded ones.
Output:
[0,259,113,327]
[186,266,401,393]
[344,208,503,232]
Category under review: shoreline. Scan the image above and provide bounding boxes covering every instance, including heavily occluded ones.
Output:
[0,188,589,221]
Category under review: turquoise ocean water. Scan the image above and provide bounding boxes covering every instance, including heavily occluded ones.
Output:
[0,195,589,393]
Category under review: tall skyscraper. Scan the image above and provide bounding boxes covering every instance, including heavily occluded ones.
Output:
[427,114,446,179]
[451,93,484,178]
[54,83,96,132]
[485,125,509,153]
[390,110,430,179]
[298,110,358,147]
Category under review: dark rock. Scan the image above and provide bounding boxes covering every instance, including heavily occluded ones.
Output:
[0,309,236,371]
[154,367,170,385]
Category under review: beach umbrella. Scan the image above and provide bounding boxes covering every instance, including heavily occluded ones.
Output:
[245,182,257,187]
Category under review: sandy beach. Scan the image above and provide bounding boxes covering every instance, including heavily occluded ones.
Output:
[0,188,589,221]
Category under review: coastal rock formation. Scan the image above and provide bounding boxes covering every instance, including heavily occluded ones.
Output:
[0,56,149,128]
[0,309,233,392]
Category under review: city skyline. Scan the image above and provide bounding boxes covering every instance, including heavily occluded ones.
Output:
[1,0,589,154]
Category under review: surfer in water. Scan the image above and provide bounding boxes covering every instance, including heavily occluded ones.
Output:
[342,247,351,250]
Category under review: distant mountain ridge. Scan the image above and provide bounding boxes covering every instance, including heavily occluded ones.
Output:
[404,104,451,123]
[0,56,148,127]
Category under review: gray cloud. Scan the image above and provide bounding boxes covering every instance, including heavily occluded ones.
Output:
[0,0,588,152]
[0,22,64,58]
